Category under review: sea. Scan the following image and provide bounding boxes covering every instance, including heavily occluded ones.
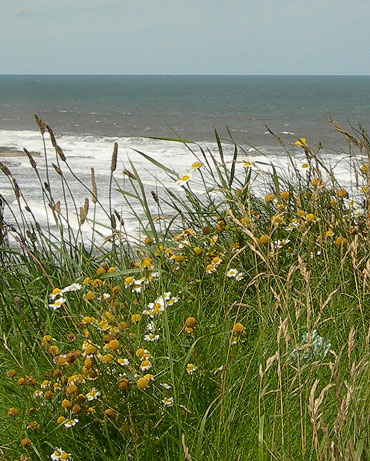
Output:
[1,75,370,242]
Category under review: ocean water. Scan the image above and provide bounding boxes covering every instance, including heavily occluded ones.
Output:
[1,75,369,241]
[1,75,370,142]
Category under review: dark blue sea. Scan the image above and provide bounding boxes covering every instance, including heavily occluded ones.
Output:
[1,75,370,144]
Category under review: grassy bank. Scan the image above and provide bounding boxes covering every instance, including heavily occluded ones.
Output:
[0,116,369,460]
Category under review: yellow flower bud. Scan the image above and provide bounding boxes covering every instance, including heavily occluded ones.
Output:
[136,377,149,389]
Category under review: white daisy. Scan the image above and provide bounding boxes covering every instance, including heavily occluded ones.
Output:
[213,365,224,375]
[140,360,152,371]
[49,289,62,300]
[117,358,129,367]
[226,268,238,278]
[50,448,71,460]
[62,283,82,293]
[144,333,160,342]
[48,297,66,310]
[161,397,174,407]
[160,383,172,390]
[147,321,157,332]
[64,418,78,428]
[166,296,179,306]
[186,363,197,375]
[132,279,143,293]
[86,388,101,401]
[274,239,290,249]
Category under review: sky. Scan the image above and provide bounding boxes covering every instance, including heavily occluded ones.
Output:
[0,0,369,75]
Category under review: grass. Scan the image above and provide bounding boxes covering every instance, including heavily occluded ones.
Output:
[0,116,369,460]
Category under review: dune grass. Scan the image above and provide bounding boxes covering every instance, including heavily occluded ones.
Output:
[0,116,369,460]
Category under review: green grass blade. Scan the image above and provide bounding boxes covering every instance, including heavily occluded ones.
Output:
[131,148,179,177]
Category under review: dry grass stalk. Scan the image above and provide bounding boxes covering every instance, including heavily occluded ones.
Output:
[12,178,20,198]
[111,142,118,172]
[114,210,124,226]
[181,434,192,461]
[151,190,159,203]
[319,420,331,460]
[55,145,66,162]
[286,263,298,287]
[79,199,90,226]
[79,207,86,225]
[13,235,54,288]
[277,317,289,345]
[91,168,98,203]
[122,169,136,180]
[52,163,63,176]
[23,148,37,168]
[46,125,57,147]
[334,383,354,458]
[362,259,370,283]
[329,117,363,149]
[264,351,279,374]
[347,440,357,460]
[350,356,368,378]
[313,288,339,330]
[34,114,46,134]
[26,230,36,243]
[259,363,264,380]
[347,327,355,361]
[308,379,335,454]
[83,198,89,215]
[0,162,12,176]
[330,355,369,459]
[297,256,312,330]
[264,125,284,146]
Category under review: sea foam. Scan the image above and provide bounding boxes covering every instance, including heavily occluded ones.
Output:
[0,129,366,245]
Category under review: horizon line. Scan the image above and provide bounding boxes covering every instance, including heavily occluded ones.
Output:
[1,73,370,77]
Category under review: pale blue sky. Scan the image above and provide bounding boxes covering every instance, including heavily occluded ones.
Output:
[0,0,369,74]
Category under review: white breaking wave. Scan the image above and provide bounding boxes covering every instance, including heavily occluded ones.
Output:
[0,129,366,245]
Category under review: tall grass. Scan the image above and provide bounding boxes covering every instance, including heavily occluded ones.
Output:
[0,116,369,460]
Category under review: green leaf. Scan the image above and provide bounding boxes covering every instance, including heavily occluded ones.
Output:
[131,148,179,177]
[143,135,195,144]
